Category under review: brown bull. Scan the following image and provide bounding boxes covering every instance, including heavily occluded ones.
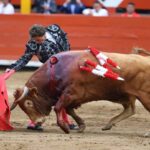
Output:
[11,50,150,135]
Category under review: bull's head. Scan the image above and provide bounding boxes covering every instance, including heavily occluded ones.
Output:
[11,86,52,125]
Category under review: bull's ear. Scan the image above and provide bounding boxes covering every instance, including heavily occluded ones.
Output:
[13,88,23,99]
[29,87,38,96]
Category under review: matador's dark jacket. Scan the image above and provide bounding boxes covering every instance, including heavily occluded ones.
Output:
[9,24,70,71]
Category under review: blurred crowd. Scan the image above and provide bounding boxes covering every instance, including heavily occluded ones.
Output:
[0,0,144,17]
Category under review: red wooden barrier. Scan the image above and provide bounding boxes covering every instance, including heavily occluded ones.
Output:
[0,14,150,61]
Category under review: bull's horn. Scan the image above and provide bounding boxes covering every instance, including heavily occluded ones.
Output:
[16,86,29,102]
[10,86,29,111]
[10,102,17,111]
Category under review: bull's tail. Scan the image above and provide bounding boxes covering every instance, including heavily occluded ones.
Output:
[132,47,150,56]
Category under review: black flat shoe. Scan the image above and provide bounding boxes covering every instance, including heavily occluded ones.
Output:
[27,125,43,131]
[69,124,79,130]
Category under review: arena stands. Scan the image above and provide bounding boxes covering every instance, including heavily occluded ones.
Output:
[0,0,150,67]
[11,0,150,10]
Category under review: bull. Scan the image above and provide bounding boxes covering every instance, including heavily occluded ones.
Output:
[11,50,150,136]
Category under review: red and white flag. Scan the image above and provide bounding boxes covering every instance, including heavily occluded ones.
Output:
[80,59,124,81]
[88,46,121,69]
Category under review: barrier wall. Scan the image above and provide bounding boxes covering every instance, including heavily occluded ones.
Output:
[0,14,150,61]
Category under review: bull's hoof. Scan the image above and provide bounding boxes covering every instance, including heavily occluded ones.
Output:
[59,122,70,134]
[78,124,86,133]
[69,124,79,130]
[144,131,150,138]
[102,124,112,131]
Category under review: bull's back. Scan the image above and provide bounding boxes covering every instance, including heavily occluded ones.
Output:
[51,51,126,101]
[105,53,150,94]
[28,50,150,101]
[54,51,150,101]
[53,50,96,84]
[55,51,150,83]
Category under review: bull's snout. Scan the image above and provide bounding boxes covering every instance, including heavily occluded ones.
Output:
[34,117,46,125]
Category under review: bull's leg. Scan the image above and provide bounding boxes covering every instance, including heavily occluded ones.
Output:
[54,95,70,134]
[137,92,150,137]
[66,108,86,133]
[102,99,136,131]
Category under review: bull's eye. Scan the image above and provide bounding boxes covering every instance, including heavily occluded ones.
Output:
[24,100,33,108]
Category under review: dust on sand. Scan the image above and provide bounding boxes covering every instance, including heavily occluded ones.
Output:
[0,70,150,150]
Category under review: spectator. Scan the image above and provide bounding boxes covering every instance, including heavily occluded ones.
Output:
[82,1,108,17]
[121,2,140,17]
[60,0,85,14]
[34,0,57,14]
[0,0,15,14]
[0,0,3,14]
[33,0,42,13]
[5,24,77,131]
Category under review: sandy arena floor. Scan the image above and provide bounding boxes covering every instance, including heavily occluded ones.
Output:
[0,69,150,150]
